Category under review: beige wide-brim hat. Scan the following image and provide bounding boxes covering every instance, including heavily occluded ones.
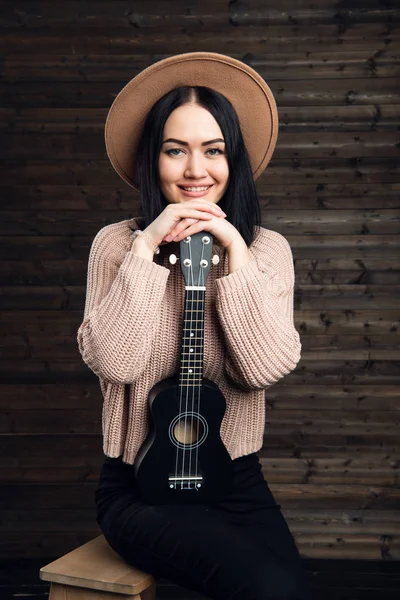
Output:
[105,51,279,192]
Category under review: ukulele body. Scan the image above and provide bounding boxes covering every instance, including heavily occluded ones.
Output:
[134,374,234,505]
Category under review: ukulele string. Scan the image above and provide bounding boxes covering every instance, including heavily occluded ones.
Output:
[195,241,206,487]
[175,235,197,490]
[187,236,205,489]
[174,245,187,489]
[185,236,196,489]
[181,238,192,489]
[188,237,204,488]
[185,238,194,489]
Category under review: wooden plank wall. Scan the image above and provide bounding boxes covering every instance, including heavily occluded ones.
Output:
[1,0,399,564]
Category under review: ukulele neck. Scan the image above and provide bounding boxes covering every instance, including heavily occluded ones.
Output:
[178,287,206,391]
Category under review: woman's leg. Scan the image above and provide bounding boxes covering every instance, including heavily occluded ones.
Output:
[212,467,303,557]
[95,456,313,600]
[208,454,314,599]
[99,498,310,599]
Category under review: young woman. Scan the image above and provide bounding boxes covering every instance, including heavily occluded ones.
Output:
[78,52,313,600]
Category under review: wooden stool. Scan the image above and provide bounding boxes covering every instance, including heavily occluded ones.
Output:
[40,534,156,600]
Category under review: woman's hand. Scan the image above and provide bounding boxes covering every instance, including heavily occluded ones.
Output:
[144,200,227,248]
[163,209,239,250]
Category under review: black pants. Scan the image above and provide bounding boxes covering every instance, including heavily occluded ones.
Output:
[95,452,314,600]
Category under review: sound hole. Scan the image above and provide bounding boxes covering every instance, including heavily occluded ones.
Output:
[173,416,204,445]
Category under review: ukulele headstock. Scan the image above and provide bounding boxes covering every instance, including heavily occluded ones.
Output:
[179,232,214,287]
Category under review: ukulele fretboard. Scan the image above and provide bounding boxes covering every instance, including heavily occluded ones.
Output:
[179,290,206,389]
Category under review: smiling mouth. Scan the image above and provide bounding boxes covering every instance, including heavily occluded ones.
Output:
[178,185,214,191]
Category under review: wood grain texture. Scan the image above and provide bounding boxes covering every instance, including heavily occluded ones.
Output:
[40,535,155,596]
[1,0,399,567]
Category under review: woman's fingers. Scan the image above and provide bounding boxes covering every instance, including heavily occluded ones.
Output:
[172,219,210,242]
[164,218,199,242]
[150,200,225,247]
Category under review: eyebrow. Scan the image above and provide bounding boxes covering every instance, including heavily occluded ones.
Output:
[161,138,225,146]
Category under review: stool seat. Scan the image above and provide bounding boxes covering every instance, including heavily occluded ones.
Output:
[40,535,156,599]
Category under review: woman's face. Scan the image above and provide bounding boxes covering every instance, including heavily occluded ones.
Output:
[158,103,230,206]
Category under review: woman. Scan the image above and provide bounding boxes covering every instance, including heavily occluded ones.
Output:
[78,52,313,600]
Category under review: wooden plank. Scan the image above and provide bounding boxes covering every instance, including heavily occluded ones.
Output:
[2,407,400,436]
[281,104,400,132]
[1,529,399,560]
[265,409,400,426]
[0,1,398,28]
[262,446,400,459]
[0,508,97,531]
[1,282,399,310]
[2,104,400,135]
[261,457,400,485]
[1,435,399,464]
[4,130,400,160]
[271,484,400,510]
[1,426,399,460]
[0,457,399,486]
[296,534,400,560]
[1,506,398,535]
[0,382,400,410]
[264,432,400,449]
[0,312,84,336]
[0,531,100,559]
[0,360,96,382]
[0,409,102,433]
[1,359,400,384]
[2,74,399,107]
[0,383,101,409]
[1,209,399,236]
[0,23,398,55]
[1,261,400,285]
[1,483,399,510]
[286,509,400,535]
[265,384,400,410]
[0,465,103,484]
[0,256,398,286]
[3,52,400,82]
[2,183,399,210]
[0,435,103,462]
[4,131,400,160]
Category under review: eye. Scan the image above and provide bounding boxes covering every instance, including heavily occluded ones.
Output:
[207,148,223,156]
[166,148,184,156]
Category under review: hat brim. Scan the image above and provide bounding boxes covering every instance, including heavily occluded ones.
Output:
[105,52,279,191]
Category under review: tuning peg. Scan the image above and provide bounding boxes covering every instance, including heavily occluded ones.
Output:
[169,254,179,265]
[212,254,220,265]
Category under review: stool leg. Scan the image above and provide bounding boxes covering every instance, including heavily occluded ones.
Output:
[48,581,156,600]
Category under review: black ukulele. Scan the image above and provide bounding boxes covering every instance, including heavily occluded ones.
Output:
[134,232,234,505]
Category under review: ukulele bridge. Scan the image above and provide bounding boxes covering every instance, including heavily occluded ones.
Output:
[168,475,203,489]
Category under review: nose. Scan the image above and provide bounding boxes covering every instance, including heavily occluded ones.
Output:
[184,151,208,179]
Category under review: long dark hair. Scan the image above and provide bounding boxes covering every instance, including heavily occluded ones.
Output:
[131,86,262,248]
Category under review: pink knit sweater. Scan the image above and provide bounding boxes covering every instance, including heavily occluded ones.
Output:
[77,217,301,464]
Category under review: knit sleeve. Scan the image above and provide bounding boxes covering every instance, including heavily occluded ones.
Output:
[77,224,170,384]
[214,230,301,391]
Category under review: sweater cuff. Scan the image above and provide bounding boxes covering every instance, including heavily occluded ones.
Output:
[215,257,273,293]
